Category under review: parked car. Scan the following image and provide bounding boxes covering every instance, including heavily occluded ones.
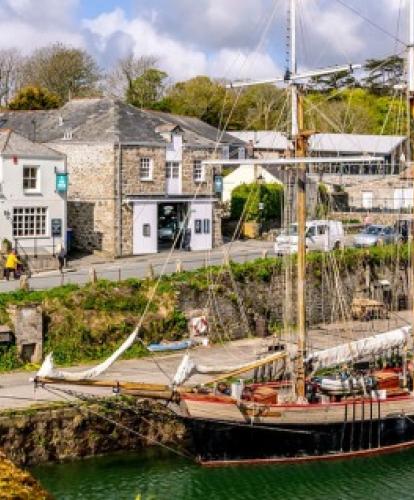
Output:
[274,220,344,256]
[158,221,178,241]
[353,225,397,248]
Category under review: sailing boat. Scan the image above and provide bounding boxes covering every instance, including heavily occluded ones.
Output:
[35,0,414,465]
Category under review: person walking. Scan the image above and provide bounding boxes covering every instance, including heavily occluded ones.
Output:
[4,249,20,280]
[56,243,66,273]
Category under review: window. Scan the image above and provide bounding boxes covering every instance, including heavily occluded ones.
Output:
[143,224,151,237]
[12,207,47,237]
[23,166,39,192]
[140,158,153,180]
[317,225,327,235]
[166,162,180,178]
[238,147,246,160]
[221,145,230,160]
[203,219,210,234]
[193,160,204,182]
[194,219,202,234]
[362,191,373,209]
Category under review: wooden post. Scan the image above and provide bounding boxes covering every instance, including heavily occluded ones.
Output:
[224,253,230,266]
[89,267,97,283]
[295,92,307,401]
[147,263,155,280]
[176,260,183,273]
[262,249,268,259]
[19,275,29,291]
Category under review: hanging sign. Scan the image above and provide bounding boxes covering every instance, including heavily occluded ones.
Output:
[56,173,68,193]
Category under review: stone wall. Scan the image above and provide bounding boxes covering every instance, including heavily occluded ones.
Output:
[182,147,219,195]
[52,143,117,256]
[0,400,186,467]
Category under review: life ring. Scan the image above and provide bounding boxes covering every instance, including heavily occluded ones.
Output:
[191,316,208,335]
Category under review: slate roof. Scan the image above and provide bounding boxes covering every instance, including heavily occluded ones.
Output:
[0,129,64,159]
[309,133,407,155]
[229,131,292,151]
[0,98,244,148]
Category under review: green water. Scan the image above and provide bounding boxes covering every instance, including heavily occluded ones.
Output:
[33,448,414,500]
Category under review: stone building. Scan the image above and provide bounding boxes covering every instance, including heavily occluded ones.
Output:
[0,129,66,270]
[0,98,244,256]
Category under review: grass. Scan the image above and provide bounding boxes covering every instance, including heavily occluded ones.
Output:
[0,243,408,371]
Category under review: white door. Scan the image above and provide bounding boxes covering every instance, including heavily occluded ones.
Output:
[133,202,157,254]
[166,162,181,194]
[189,202,213,251]
[362,191,373,209]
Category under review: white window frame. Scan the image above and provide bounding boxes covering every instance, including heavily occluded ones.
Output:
[238,147,246,160]
[139,157,153,181]
[12,207,48,238]
[362,191,373,210]
[23,166,40,193]
[193,160,205,183]
[166,161,180,179]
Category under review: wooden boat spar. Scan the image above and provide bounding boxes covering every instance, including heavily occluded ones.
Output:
[34,0,414,466]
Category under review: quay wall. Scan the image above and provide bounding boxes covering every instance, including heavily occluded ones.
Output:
[0,400,185,467]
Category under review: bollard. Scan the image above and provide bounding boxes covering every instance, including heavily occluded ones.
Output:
[223,253,230,266]
[118,267,122,281]
[89,267,97,283]
[147,263,155,280]
[176,259,183,273]
[262,249,268,259]
[19,275,29,291]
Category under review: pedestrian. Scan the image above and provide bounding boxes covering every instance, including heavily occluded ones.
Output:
[4,249,20,280]
[56,242,66,273]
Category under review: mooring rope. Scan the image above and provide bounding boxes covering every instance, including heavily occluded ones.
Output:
[41,385,195,461]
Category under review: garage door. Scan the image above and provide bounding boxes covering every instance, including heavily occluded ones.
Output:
[133,202,157,254]
[189,202,213,251]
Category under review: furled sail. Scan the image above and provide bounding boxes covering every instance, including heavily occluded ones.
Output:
[306,326,411,371]
[173,351,286,386]
[36,326,141,381]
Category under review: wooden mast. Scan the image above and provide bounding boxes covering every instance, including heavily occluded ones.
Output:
[409,0,414,355]
[295,93,308,401]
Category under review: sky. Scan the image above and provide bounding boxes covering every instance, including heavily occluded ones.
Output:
[0,0,409,82]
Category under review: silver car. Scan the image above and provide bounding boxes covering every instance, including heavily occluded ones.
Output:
[353,225,397,248]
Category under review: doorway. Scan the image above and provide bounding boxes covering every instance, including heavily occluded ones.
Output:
[158,202,188,250]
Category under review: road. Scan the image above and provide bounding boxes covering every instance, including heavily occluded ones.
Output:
[0,240,275,292]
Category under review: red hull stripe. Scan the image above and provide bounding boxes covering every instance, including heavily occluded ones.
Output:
[199,439,414,468]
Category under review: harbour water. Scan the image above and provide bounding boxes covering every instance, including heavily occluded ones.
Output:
[33,448,414,499]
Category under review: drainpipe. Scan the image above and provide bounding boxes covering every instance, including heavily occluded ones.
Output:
[116,139,123,257]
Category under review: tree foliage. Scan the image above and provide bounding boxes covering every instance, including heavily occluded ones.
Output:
[8,86,61,110]
[126,68,168,109]
[0,48,22,107]
[231,183,284,222]
[21,43,100,102]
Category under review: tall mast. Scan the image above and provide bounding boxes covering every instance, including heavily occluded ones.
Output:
[409,0,414,356]
[290,0,298,137]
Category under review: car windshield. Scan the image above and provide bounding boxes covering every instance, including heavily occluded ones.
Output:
[281,224,299,236]
[363,226,382,235]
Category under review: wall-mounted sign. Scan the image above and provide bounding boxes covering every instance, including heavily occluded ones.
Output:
[214,175,223,194]
[56,173,68,193]
[51,218,62,237]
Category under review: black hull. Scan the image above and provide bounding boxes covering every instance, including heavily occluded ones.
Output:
[186,414,414,463]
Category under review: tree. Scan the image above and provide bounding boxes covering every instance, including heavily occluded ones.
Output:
[126,68,168,109]
[230,183,284,223]
[104,54,158,99]
[0,48,22,107]
[363,56,404,94]
[239,84,288,130]
[309,70,358,92]
[8,86,61,110]
[22,43,100,101]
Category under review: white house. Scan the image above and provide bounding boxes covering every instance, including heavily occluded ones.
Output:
[223,165,283,203]
[0,129,67,269]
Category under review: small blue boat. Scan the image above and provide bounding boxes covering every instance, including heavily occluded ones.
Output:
[147,339,193,352]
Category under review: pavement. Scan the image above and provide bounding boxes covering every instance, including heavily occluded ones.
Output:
[0,239,276,292]
[0,310,409,411]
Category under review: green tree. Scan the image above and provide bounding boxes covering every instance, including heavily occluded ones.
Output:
[8,86,61,110]
[127,68,168,109]
[230,183,284,223]
[22,43,100,101]
[363,55,404,94]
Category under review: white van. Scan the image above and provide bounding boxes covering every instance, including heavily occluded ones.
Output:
[274,220,344,256]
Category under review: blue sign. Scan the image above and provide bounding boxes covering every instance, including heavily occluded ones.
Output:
[214,175,223,194]
[56,173,68,193]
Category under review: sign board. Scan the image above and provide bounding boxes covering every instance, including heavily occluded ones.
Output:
[51,218,62,237]
[56,173,68,193]
[214,175,223,194]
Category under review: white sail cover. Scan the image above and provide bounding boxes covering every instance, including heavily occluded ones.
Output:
[36,326,141,381]
[306,326,411,370]
[172,352,285,386]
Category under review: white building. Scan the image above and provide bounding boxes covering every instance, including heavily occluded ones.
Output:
[0,129,67,269]
[229,131,292,159]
